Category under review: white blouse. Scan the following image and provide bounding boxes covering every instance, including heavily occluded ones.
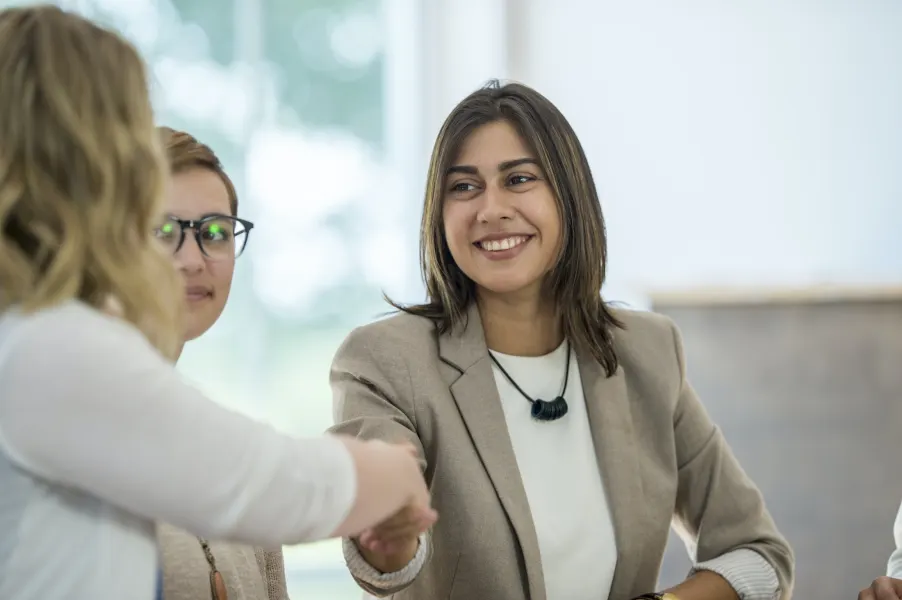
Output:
[0,300,357,600]
[490,342,618,599]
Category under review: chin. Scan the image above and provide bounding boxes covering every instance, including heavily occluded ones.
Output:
[183,327,205,343]
[474,276,540,297]
[184,318,214,342]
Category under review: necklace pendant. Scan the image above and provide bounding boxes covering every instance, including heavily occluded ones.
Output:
[531,396,569,421]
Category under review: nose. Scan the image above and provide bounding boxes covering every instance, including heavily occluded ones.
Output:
[476,182,514,223]
[174,236,206,274]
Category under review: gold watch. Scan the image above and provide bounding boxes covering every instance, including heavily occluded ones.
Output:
[660,594,681,600]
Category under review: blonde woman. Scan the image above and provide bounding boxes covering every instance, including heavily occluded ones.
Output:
[0,6,435,600]
[154,126,290,600]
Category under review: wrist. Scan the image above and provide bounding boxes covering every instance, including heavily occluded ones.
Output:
[355,536,419,574]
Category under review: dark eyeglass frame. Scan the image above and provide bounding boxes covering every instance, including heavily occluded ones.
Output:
[157,214,255,259]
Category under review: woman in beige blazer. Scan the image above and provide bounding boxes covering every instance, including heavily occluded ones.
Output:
[330,81,794,600]
[155,127,288,600]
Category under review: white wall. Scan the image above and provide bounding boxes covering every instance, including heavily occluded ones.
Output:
[425,0,902,307]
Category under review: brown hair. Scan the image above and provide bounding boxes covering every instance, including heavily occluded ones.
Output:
[158,126,238,215]
[393,80,623,376]
[0,5,181,359]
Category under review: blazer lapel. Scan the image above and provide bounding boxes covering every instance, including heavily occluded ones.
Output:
[439,305,546,600]
[577,352,647,599]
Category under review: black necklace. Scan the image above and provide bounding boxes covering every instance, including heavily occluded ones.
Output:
[489,342,570,421]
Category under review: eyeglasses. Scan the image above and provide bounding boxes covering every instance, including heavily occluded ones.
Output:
[154,214,254,260]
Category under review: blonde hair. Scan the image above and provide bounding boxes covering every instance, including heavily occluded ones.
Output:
[158,127,239,215]
[0,5,182,359]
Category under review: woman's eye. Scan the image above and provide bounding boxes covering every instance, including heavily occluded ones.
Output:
[201,222,232,242]
[154,222,178,239]
[449,182,476,193]
[508,174,534,186]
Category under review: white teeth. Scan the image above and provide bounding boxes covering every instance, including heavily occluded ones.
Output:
[480,236,528,252]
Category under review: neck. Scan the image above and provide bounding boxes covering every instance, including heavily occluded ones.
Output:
[477,288,562,356]
[174,342,184,363]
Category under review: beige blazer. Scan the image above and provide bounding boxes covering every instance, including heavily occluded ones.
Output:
[330,304,793,600]
[157,523,289,600]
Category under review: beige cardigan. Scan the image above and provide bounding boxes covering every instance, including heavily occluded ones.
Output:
[158,523,289,600]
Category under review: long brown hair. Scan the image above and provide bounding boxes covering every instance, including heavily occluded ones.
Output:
[393,80,623,376]
[158,126,239,215]
[0,6,181,359]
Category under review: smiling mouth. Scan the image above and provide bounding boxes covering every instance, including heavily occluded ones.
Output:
[475,235,532,252]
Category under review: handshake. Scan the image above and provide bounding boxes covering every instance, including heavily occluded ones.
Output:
[337,438,438,574]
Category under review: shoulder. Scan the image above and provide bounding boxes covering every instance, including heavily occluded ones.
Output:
[0,300,140,385]
[1,300,141,358]
[335,310,437,362]
[0,300,160,397]
[331,311,440,407]
[609,307,679,351]
[608,307,684,388]
[1,300,95,336]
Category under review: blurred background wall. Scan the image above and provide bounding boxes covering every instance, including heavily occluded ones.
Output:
[13,0,902,597]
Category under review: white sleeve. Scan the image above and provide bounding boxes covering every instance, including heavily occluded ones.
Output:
[0,303,356,547]
[888,498,902,577]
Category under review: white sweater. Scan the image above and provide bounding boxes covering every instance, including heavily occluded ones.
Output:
[0,301,357,600]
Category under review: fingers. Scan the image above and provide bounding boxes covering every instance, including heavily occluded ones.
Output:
[369,511,435,541]
[367,511,433,538]
[876,576,902,599]
[357,503,437,554]
[358,534,416,557]
[860,577,902,600]
[376,504,435,529]
[361,505,437,540]
[399,442,419,458]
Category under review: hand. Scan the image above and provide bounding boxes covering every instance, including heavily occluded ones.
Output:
[355,502,437,573]
[859,576,902,600]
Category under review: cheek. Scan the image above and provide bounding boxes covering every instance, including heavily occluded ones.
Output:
[208,261,236,294]
[546,212,563,250]
[534,203,562,248]
[442,207,469,256]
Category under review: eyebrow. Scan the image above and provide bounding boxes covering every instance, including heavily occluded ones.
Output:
[446,157,539,176]
[166,212,232,221]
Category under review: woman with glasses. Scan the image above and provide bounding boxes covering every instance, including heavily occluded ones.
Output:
[0,7,435,600]
[153,127,287,600]
[154,127,254,356]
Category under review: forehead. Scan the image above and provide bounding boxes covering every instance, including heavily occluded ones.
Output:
[166,167,231,217]
[453,121,534,168]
